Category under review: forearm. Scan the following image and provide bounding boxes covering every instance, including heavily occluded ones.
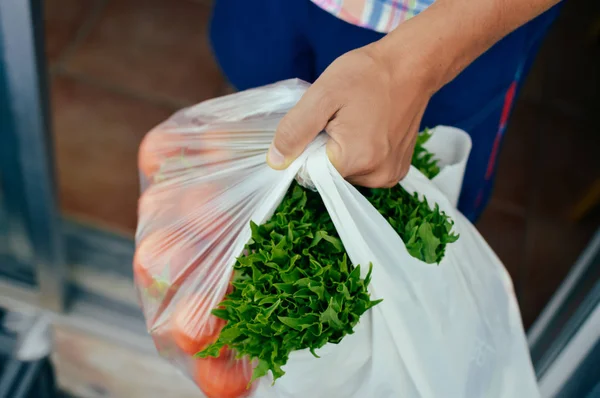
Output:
[374,0,561,92]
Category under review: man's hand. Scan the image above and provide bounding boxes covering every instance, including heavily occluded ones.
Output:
[266,0,560,187]
[267,43,436,188]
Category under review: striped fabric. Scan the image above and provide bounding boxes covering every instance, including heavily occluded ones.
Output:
[311,0,435,33]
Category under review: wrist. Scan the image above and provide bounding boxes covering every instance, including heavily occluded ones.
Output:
[372,13,457,97]
[372,0,504,95]
[374,0,560,95]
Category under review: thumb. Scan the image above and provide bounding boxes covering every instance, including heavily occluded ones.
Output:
[267,85,339,170]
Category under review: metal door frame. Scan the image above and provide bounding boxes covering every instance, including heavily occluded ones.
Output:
[0,0,65,312]
[0,0,152,354]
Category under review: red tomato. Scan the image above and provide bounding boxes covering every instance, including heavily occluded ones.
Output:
[133,230,206,300]
[150,323,177,358]
[137,185,179,222]
[193,348,255,398]
[138,129,187,179]
[171,294,227,356]
[139,179,232,236]
[226,275,234,295]
[139,128,233,181]
[173,183,236,245]
[138,182,219,231]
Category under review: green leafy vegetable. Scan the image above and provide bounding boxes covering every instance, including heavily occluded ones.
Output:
[361,186,459,264]
[197,184,382,384]
[411,128,440,179]
[197,129,458,384]
[356,128,458,264]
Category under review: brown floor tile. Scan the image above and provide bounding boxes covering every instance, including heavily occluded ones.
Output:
[63,0,224,105]
[491,100,544,211]
[44,0,97,63]
[476,204,528,299]
[50,74,175,234]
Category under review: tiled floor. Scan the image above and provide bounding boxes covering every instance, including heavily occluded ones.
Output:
[44,0,599,327]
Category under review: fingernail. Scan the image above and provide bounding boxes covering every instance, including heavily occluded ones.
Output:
[267,145,285,168]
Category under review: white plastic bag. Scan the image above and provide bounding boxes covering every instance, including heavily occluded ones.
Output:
[134,79,539,398]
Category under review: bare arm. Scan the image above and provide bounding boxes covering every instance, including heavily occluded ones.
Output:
[377,0,561,92]
[267,0,560,187]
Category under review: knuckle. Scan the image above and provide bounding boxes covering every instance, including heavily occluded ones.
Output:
[358,144,384,173]
[368,174,391,189]
[362,159,379,174]
[398,162,411,180]
[382,167,400,188]
[356,169,394,189]
[384,170,401,187]
[382,180,399,188]
[363,140,393,173]
[354,177,377,189]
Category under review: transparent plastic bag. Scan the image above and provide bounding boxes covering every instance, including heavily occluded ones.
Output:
[134,79,539,398]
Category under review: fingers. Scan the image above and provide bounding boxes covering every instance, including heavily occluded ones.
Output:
[347,170,402,189]
[267,84,340,170]
[343,109,423,188]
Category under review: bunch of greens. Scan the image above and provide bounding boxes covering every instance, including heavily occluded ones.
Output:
[197,129,458,384]
[358,129,458,264]
[411,128,440,179]
[198,184,381,383]
[362,187,459,264]
[356,128,458,264]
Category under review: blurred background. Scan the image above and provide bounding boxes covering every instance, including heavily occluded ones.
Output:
[0,0,598,397]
